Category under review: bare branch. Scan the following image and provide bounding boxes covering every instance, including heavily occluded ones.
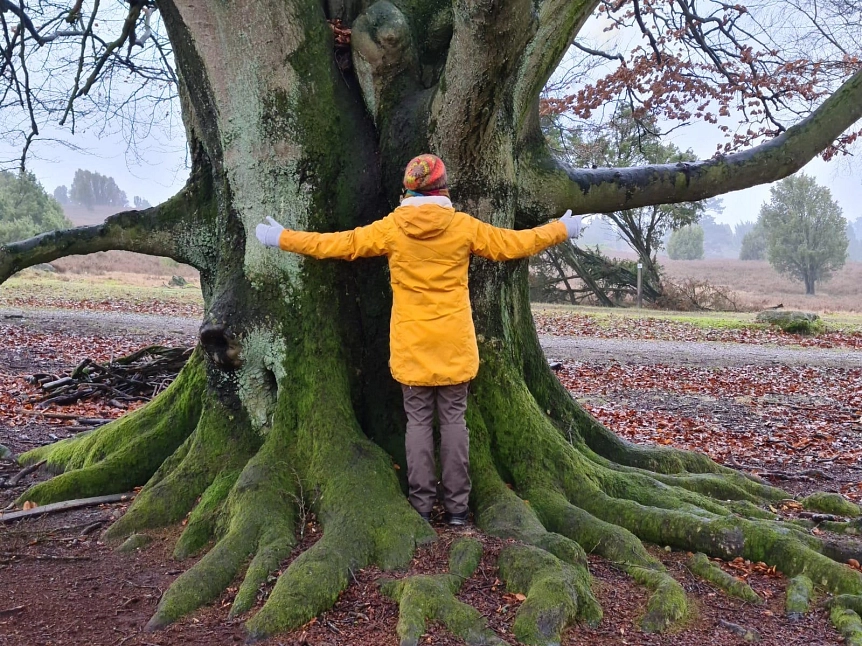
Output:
[0,0,41,43]
[60,1,145,126]
[518,67,862,220]
[572,41,625,63]
[632,0,662,63]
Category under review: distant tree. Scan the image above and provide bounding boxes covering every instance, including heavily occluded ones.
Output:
[69,170,128,210]
[734,220,757,244]
[133,196,152,210]
[0,172,72,243]
[739,221,768,260]
[760,174,848,295]
[698,213,735,258]
[667,225,705,260]
[853,217,862,243]
[52,185,69,205]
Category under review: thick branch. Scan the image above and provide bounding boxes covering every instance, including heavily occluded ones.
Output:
[430,0,535,174]
[512,0,598,136]
[0,185,211,282]
[518,67,862,221]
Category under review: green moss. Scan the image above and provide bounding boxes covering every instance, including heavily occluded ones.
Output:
[379,573,504,646]
[830,595,862,615]
[18,351,206,506]
[801,492,861,517]
[687,552,763,604]
[449,538,483,580]
[785,574,814,618]
[243,317,434,639]
[830,606,862,646]
[635,567,688,633]
[498,543,601,644]
[173,470,239,559]
[106,394,261,543]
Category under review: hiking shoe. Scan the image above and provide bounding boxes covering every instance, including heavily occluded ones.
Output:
[448,513,469,526]
[418,511,431,522]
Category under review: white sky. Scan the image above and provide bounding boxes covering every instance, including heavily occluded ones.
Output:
[3,7,860,228]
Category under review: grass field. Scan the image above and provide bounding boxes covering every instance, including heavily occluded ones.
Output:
[533,302,862,334]
[660,258,862,312]
[5,250,860,319]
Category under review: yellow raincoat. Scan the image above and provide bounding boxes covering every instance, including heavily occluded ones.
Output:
[279,197,567,386]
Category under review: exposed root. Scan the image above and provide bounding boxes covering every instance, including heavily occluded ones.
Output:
[686,552,762,604]
[17,350,206,505]
[802,492,862,517]
[106,396,260,542]
[379,538,506,646]
[785,574,814,618]
[830,595,862,615]
[146,418,296,628]
[830,606,862,646]
[497,543,599,645]
[243,367,435,641]
[449,537,484,580]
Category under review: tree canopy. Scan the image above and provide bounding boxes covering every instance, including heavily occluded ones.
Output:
[68,170,128,210]
[739,220,768,261]
[760,173,848,294]
[0,171,71,244]
[667,224,705,260]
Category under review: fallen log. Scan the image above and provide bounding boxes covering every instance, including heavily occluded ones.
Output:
[2,460,46,488]
[0,493,135,523]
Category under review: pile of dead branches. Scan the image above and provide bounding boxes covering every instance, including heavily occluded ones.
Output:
[27,346,193,409]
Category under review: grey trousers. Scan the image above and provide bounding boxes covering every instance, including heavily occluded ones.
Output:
[402,383,470,515]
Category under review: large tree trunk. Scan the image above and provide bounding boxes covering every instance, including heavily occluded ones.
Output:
[3,1,862,643]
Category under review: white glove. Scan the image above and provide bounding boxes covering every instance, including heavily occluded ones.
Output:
[560,210,583,239]
[255,216,285,248]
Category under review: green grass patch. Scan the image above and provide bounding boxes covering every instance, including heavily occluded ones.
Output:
[0,272,204,311]
[532,303,862,334]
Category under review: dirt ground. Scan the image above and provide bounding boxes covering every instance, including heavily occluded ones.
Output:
[2,308,860,646]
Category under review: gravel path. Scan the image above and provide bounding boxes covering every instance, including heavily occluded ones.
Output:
[3,307,860,369]
[540,335,862,368]
[0,307,199,338]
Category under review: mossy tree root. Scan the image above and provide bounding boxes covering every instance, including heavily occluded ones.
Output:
[243,370,435,641]
[531,489,686,632]
[17,350,207,505]
[687,552,763,604]
[471,354,862,633]
[379,538,506,646]
[802,493,862,517]
[785,575,814,618]
[830,595,862,615]
[105,394,261,542]
[830,606,862,646]
[145,420,298,629]
[497,543,597,645]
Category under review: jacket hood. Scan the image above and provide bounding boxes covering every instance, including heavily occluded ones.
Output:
[393,196,456,240]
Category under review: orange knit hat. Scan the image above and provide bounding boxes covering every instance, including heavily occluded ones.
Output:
[403,154,449,196]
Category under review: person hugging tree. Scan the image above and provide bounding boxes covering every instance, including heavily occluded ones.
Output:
[256,154,583,525]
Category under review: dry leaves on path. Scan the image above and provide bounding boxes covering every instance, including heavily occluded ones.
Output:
[535,311,862,349]
[557,361,862,501]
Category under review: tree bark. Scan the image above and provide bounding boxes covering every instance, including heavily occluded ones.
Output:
[2,1,861,642]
